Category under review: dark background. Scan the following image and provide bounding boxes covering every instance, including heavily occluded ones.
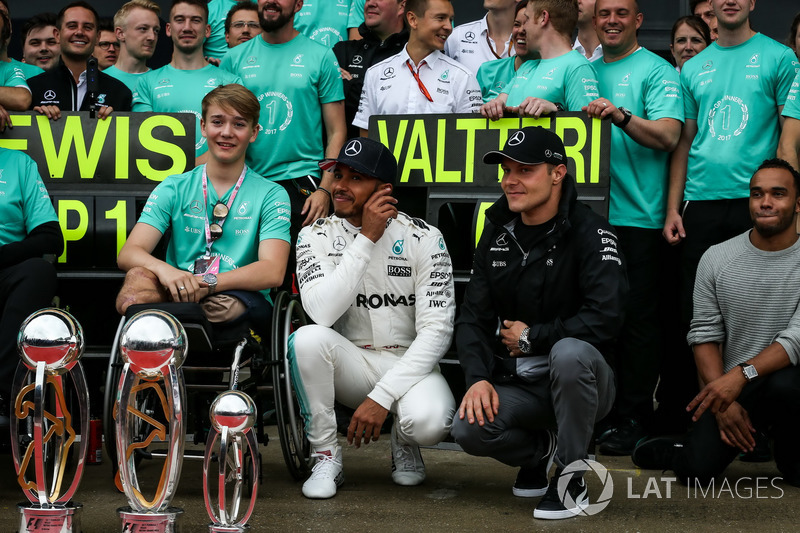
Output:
[7,0,799,69]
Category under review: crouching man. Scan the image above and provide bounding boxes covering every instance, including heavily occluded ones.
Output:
[289,137,456,499]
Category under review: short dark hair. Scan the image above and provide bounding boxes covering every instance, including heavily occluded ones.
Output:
[170,0,209,22]
[98,17,114,34]
[0,9,9,47]
[515,1,529,16]
[689,0,709,12]
[21,12,58,47]
[671,15,711,47]
[405,0,451,18]
[755,158,800,196]
[225,0,257,33]
[789,12,800,49]
[57,1,100,30]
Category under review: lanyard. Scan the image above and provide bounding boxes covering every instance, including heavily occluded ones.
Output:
[201,164,247,256]
[486,33,512,60]
[405,59,434,102]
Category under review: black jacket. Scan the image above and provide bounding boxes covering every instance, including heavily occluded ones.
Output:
[27,61,132,112]
[333,23,408,137]
[455,176,628,387]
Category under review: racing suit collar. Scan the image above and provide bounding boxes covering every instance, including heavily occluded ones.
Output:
[486,173,579,229]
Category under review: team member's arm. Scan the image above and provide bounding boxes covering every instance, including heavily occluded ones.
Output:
[302,100,346,225]
[353,64,377,134]
[454,71,483,113]
[663,118,696,244]
[131,76,153,112]
[778,117,800,170]
[563,62,599,112]
[368,225,455,408]
[456,227,502,425]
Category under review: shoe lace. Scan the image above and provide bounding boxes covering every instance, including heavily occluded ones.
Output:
[393,444,421,472]
[309,451,342,480]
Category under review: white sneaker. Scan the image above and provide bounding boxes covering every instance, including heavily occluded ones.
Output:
[391,425,425,486]
[302,446,344,499]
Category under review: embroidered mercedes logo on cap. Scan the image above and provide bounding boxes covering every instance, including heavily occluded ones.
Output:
[545,149,552,157]
[508,131,525,146]
[345,140,362,156]
[44,90,56,100]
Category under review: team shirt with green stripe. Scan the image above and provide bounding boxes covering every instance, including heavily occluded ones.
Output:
[137,165,291,300]
[504,50,598,110]
[132,64,242,157]
[594,48,684,229]
[681,33,796,201]
[0,148,58,247]
[220,34,344,181]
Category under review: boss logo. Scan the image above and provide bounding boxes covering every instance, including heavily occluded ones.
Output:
[388,266,412,277]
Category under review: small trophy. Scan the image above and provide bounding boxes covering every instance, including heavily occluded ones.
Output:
[203,390,259,532]
[11,308,89,533]
[115,310,187,533]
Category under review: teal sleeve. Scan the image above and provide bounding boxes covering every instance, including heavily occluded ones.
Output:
[477,63,494,103]
[681,68,698,121]
[644,63,684,122]
[564,62,598,111]
[219,53,235,75]
[775,48,798,106]
[319,48,345,104]
[137,179,175,234]
[259,184,291,243]
[21,156,58,233]
[348,0,365,28]
[2,65,29,88]
[131,75,153,112]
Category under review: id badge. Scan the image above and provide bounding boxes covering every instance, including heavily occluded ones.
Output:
[194,255,220,275]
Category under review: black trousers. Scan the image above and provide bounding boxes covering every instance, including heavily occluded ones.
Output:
[673,365,800,485]
[611,226,664,422]
[0,258,58,398]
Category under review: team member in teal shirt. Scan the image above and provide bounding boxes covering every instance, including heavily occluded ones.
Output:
[116,84,291,320]
[477,0,538,104]
[295,0,364,48]
[133,0,242,160]
[778,70,800,171]
[583,0,684,457]
[204,0,238,60]
[0,147,63,422]
[481,0,597,118]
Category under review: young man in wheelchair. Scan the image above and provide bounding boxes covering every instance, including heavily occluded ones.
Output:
[289,137,456,499]
[115,83,291,323]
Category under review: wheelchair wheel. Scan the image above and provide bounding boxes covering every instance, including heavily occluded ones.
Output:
[103,316,127,476]
[270,291,312,481]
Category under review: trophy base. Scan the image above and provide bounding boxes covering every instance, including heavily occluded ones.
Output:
[209,524,250,532]
[118,506,184,533]
[18,502,83,533]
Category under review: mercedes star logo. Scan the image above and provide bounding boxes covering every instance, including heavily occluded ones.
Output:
[496,233,508,246]
[333,236,347,251]
[508,131,525,146]
[345,140,362,157]
[384,67,395,77]
[44,89,56,100]
[353,55,363,65]
[465,31,476,41]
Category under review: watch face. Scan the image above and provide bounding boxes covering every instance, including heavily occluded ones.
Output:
[743,365,758,380]
[203,273,217,284]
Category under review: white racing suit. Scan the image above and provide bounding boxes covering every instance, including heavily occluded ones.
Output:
[289,212,456,449]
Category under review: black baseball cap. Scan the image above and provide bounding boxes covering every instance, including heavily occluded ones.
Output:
[319,137,398,185]
[483,126,566,166]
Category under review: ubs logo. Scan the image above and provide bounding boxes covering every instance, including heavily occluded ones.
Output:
[508,131,525,146]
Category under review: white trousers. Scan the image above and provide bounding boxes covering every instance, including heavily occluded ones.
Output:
[288,324,455,450]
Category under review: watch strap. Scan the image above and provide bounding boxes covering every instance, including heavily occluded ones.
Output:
[616,107,632,128]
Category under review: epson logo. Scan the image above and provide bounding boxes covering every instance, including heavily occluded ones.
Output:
[388,266,412,277]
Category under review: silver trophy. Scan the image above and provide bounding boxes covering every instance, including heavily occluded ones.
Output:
[203,390,259,533]
[11,308,89,533]
[115,310,187,533]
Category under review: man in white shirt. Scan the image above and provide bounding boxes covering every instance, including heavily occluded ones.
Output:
[444,0,516,75]
[354,0,481,135]
[573,0,601,61]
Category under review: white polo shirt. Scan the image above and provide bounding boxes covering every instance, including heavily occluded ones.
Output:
[444,15,514,76]
[353,46,481,130]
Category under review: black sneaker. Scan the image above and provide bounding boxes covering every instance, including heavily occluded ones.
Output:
[533,470,589,520]
[513,430,556,497]
[631,435,683,470]
[598,418,647,456]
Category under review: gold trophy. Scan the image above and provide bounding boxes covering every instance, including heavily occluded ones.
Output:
[203,390,259,532]
[115,310,187,533]
[11,308,89,533]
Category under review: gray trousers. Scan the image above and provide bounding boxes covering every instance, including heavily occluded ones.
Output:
[452,338,616,469]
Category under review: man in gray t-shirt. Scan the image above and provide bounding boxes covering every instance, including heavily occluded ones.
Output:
[633,159,800,488]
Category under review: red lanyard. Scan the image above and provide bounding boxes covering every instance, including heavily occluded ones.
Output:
[486,32,512,60]
[201,164,247,256]
[405,59,434,102]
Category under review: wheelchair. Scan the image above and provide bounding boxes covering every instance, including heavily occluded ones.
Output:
[101,290,313,491]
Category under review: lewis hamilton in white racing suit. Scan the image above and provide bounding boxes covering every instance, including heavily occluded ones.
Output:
[289,137,456,499]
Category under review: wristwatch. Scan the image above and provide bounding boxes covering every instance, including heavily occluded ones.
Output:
[615,106,632,128]
[203,273,218,295]
[738,362,758,382]
[518,327,531,354]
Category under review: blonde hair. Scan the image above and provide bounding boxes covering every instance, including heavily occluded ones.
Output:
[114,0,161,29]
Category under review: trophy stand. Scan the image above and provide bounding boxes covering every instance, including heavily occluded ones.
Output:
[203,391,260,533]
[11,308,89,533]
[114,310,187,533]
